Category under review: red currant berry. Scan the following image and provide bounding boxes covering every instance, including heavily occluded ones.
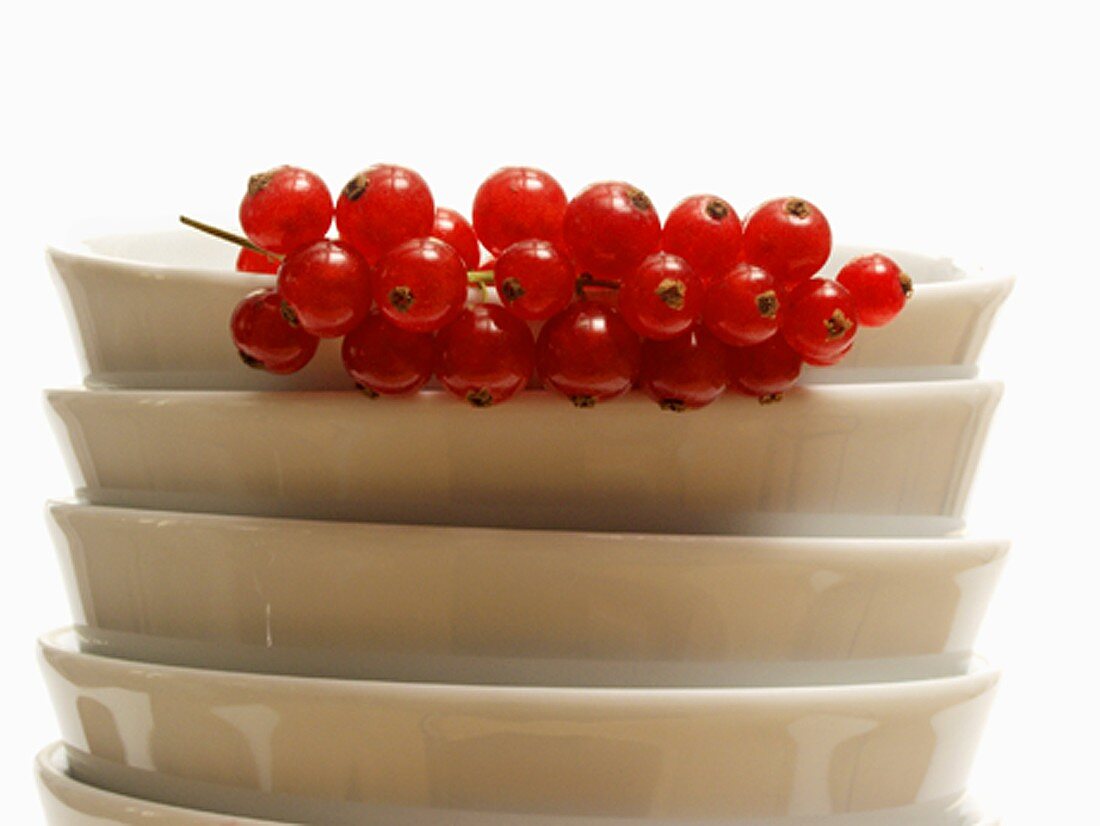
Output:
[536,303,641,406]
[277,240,372,338]
[235,247,280,275]
[472,167,567,255]
[575,274,622,309]
[661,195,743,287]
[836,253,913,326]
[238,166,333,255]
[703,263,780,347]
[639,326,727,411]
[802,339,853,366]
[562,181,661,282]
[431,207,481,271]
[742,197,831,285]
[618,252,702,340]
[335,165,434,264]
[230,288,319,374]
[341,310,434,396]
[374,237,467,333]
[494,240,575,321]
[728,335,803,401]
[435,304,535,406]
[781,278,859,359]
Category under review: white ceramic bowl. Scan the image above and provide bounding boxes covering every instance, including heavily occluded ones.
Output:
[36,743,999,825]
[40,629,999,821]
[36,743,998,826]
[47,231,1012,390]
[37,743,276,825]
[48,502,1008,686]
[46,381,1001,534]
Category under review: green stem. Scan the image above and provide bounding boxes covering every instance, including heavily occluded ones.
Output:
[467,270,495,284]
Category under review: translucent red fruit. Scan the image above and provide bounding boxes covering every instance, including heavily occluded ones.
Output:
[494,240,575,321]
[562,181,661,282]
[728,335,803,400]
[235,247,280,274]
[639,326,728,411]
[661,194,743,287]
[341,310,434,396]
[536,303,641,406]
[435,304,536,406]
[781,278,859,360]
[742,197,831,285]
[431,207,481,271]
[618,252,702,340]
[373,237,468,333]
[335,165,434,264]
[836,253,913,326]
[802,339,854,366]
[276,239,372,338]
[703,263,780,347]
[238,165,333,255]
[472,166,567,256]
[230,288,319,374]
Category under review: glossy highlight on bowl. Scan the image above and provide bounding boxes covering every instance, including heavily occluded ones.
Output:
[37,741,1000,825]
[49,502,1008,686]
[39,629,1000,821]
[36,742,999,825]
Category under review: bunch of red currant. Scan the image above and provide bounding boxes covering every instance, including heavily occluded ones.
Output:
[221,164,912,409]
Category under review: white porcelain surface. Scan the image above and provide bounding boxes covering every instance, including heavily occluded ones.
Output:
[40,628,999,821]
[37,743,999,825]
[49,502,1008,686]
[45,381,1001,534]
[43,748,1002,826]
[48,231,1012,390]
[37,743,276,824]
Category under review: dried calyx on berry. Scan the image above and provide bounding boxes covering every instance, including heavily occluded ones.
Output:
[184,166,914,409]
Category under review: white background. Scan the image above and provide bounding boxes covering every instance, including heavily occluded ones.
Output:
[2,1,1096,822]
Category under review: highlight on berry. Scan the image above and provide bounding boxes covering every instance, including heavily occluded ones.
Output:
[182,164,912,410]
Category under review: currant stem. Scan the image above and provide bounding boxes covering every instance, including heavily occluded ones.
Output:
[467,270,495,284]
[179,215,283,262]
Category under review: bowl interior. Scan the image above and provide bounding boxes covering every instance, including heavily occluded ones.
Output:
[71,230,967,284]
[82,230,239,271]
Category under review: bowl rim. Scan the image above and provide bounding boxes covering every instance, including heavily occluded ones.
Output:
[36,742,1000,826]
[44,376,1005,402]
[47,499,1011,556]
[39,626,1000,700]
[48,235,278,283]
[35,742,279,825]
[46,229,1017,291]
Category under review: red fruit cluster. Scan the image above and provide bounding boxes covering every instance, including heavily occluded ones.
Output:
[226,164,912,409]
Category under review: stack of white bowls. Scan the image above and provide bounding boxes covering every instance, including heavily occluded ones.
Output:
[37,230,1012,825]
